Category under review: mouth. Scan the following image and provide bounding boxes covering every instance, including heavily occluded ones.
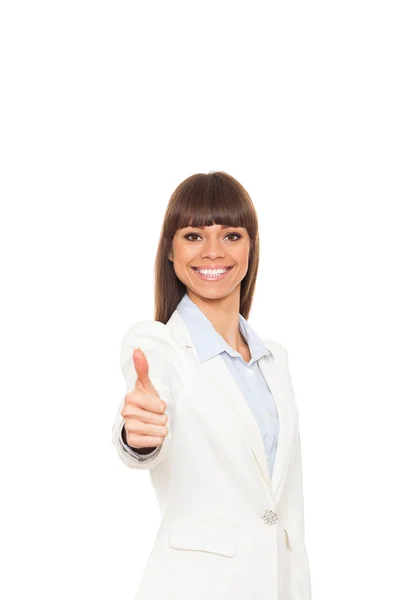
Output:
[190,266,234,281]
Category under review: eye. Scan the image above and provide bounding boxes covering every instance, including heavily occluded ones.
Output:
[184,233,202,241]
[184,232,242,242]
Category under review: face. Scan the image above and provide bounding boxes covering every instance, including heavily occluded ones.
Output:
[168,224,251,300]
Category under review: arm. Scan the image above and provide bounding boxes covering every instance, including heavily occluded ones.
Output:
[283,432,312,600]
[279,344,312,600]
[111,320,181,470]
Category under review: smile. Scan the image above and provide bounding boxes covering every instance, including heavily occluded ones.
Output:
[191,266,233,281]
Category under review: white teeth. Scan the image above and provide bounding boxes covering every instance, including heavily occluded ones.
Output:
[194,268,230,276]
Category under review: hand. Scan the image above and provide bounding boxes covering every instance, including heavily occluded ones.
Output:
[121,348,169,449]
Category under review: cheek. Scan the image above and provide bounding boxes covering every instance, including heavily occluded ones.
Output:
[235,246,250,265]
[175,243,196,261]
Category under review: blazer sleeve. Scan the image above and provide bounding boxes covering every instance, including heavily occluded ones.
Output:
[284,432,312,599]
[280,345,313,600]
[111,319,182,470]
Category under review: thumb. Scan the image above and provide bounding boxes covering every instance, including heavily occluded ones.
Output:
[133,348,155,391]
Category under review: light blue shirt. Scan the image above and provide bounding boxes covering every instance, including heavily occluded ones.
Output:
[122,292,279,475]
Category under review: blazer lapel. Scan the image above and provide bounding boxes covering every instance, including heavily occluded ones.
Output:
[166,309,298,507]
[258,354,299,505]
[197,353,273,497]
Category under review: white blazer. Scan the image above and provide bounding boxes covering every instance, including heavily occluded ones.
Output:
[112,308,312,600]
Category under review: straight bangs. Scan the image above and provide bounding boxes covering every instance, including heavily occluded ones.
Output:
[165,172,258,238]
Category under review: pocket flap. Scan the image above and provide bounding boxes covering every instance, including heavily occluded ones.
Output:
[169,516,238,557]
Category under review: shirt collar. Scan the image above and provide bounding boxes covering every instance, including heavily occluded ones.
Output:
[176,292,271,365]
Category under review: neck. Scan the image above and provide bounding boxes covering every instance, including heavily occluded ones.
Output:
[186,288,245,351]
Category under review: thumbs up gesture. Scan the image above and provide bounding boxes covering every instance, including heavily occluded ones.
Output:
[121,348,169,449]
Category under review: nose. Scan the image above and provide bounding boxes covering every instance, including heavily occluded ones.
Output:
[200,237,226,259]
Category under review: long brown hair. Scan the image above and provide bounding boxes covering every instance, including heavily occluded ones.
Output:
[154,171,260,323]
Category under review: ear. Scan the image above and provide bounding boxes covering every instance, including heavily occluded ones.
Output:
[168,251,173,262]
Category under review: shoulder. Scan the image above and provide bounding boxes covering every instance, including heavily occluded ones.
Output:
[120,320,181,381]
[121,319,179,350]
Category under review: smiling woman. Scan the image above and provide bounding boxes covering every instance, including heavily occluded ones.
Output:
[112,171,312,600]
[154,171,260,323]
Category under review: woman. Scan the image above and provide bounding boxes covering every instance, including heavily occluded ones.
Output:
[112,171,312,600]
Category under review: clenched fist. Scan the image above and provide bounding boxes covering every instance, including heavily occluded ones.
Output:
[121,348,169,449]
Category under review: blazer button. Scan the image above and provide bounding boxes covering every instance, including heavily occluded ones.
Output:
[262,510,278,525]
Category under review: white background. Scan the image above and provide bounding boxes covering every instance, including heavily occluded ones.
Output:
[1,1,399,598]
